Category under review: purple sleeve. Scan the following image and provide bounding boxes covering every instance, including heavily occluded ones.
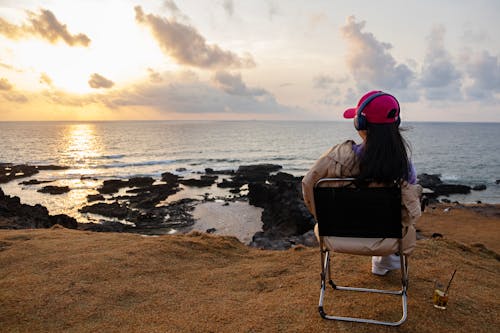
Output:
[408,162,417,184]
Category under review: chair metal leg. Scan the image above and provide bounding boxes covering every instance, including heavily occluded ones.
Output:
[318,250,409,326]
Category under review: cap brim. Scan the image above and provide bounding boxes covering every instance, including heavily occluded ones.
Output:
[343,108,357,119]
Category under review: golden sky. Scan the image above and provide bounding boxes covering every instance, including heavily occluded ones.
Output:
[0,0,499,121]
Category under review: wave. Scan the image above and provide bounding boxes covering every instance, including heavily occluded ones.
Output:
[97,160,177,169]
[269,157,297,161]
[204,158,241,163]
[96,154,126,160]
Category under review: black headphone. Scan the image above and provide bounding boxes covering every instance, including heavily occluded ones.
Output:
[354,92,401,130]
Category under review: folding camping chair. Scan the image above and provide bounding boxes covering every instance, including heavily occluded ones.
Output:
[314,177,409,326]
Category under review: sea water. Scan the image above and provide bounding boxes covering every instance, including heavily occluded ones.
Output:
[1,121,499,220]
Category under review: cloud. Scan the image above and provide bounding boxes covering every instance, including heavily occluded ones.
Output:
[419,25,462,100]
[0,78,29,103]
[213,71,267,96]
[134,6,255,69]
[464,51,500,101]
[340,16,414,92]
[39,72,52,86]
[313,75,348,89]
[0,79,29,103]
[42,90,99,107]
[163,0,189,21]
[0,78,13,90]
[3,92,28,103]
[267,1,279,21]
[315,87,342,106]
[88,73,114,89]
[222,0,234,16]
[0,9,90,47]
[461,25,489,44]
[100,72,295,116]
[147,68,163,83]
[163,0,181,14]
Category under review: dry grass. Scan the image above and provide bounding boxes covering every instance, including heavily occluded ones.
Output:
[1,206,499,333]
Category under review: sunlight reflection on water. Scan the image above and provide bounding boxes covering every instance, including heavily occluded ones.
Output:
[60,123,104,168]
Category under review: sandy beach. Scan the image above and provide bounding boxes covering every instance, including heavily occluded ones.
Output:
[1,203,499,332]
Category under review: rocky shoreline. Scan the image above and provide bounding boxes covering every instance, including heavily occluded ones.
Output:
[0,162,495,250]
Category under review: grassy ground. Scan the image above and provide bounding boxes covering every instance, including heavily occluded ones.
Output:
[1,205,499,332]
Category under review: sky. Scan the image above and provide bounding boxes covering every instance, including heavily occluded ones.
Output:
[0,0,499,122]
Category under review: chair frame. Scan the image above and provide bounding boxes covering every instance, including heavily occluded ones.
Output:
[315,178,409,326]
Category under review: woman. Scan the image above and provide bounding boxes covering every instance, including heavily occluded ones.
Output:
[302,90,422,276]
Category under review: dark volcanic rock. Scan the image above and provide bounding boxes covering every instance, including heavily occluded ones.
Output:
[98,179,128,194]
[434,184,471,196]
[208,165,317,249]
[161,172,180,184]
[78,221,130,232]
[472,184,487,191]
[180,175,218,187]
[216,164,282,190]
[19,179,53,185]
[49,214,78,229]
[0,164,39,184]
[0,164,68,184]
[79,202,131,219]
[128,177,155,188]
[417,173,442,188]
[126,183,180,209]
[418,173,474,197]
[236,164,282,182]
[205,168,234,175]
[37,185,71,195]
[36,165,69,171]
[247,172,316,250]
[0,187,77,229]
[87,194,105,202]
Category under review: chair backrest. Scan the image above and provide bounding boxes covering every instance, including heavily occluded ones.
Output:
[314,178,402,239]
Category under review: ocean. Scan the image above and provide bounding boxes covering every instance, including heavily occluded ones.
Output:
[1,121,499,221]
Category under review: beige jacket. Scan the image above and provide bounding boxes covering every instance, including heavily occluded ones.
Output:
[302,140,422,255]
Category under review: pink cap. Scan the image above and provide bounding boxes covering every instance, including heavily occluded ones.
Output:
[343,90,400,124]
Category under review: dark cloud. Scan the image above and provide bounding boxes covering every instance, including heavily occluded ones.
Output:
[134,6,255,69]
[340,16,414,92]
[213,71,267,96]
[0,77,13,90]
[88,73,114,89]
[419,25,462,100]
[464,51,500,101]
[0,9,90,47]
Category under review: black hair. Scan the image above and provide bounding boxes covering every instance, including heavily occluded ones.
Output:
[358,123,411,183]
